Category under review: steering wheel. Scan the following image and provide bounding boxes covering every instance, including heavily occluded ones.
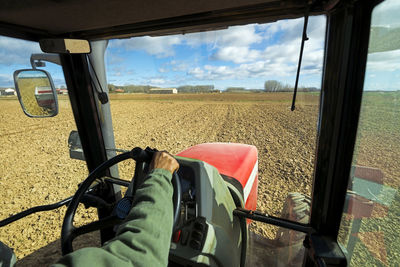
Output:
[61,147,182,255]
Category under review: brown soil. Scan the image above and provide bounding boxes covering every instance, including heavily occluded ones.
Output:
[0,93,321,265]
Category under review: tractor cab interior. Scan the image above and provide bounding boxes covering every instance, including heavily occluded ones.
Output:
[1,0,399,266]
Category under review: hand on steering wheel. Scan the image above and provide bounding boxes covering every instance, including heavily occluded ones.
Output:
[150,151,179,174]
[61,147,181,255]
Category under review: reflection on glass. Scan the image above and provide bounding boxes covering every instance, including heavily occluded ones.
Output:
[338,0,400,266]
[14,70,57,117]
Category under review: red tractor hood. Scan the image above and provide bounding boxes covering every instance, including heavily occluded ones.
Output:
[177,143,258,191]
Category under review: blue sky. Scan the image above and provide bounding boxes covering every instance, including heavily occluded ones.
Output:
[0,0,399,91]
[105,16,327,90]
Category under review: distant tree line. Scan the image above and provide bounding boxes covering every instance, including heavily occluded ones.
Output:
[108,84,153,93]
[264,80,319,92]
[177,85,214,93]
[108,84,216,93]
[225,87,246,92]
[108,81,319,94]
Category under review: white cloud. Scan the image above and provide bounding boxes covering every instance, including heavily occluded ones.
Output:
[213,25,262,47]
[187,62,283,81]
[106,54,125,64]
[170,60,189,72]
[149,78,166,85]
[183,24,262,48]
[112,35,182,57]
[0,37,41,86]
[367,49,400,71]
[372,0,400,27]
[158,60,189,73]
[112,24,263,60]
[186,39,324,82]
[0,37,41,65]
[212,46,261,63]
[187,67,204,77]
[0,73,13,87]
[109,15,326,88]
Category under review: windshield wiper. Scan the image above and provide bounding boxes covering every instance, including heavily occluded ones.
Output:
[291,8,310,111]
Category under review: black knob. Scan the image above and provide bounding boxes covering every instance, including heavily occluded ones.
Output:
[194,222,204,231]
[191,230,203,241]
[190,240,202,250]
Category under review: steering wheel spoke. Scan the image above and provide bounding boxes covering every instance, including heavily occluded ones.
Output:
[73,215,123,239]
[62,215,123,253]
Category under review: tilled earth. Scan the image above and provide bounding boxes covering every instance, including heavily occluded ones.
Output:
[0,93,320,265]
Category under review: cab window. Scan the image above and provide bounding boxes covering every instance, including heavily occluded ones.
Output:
[106,15,326,250]
[338,0,400,265]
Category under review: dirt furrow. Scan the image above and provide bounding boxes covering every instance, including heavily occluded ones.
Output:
[0,94,321,262]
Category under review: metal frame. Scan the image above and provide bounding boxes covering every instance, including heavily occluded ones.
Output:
[59,54,118,243]
[311,0,382,238]
[305,0,383,265]
[1,0,388,264]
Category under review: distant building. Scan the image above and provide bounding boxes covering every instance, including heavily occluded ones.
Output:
[114,89,125,93]
[0,88,16,96]
[149,88,177,94]
[56,88,68,94]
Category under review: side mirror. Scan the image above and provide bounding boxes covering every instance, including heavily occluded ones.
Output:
[13,69,58,117]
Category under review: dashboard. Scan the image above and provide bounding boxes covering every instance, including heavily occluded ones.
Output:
[168,158,243,267]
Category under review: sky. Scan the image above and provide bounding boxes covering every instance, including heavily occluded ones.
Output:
[105,16,326,90]
[0,0,399,91]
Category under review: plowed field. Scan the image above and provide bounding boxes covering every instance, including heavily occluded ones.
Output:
[0,92,320,265]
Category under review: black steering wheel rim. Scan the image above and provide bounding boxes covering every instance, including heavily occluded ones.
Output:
[61,148,181,255]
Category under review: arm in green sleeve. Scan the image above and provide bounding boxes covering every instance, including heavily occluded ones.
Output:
[52,168,174,267]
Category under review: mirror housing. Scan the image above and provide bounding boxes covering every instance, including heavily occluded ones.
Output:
[13,69,58,117]
[39,39,91,54]
[68,130,85,161]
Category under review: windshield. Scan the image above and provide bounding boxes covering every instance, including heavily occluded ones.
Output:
[0,14,326,266]
[107,15,326,263]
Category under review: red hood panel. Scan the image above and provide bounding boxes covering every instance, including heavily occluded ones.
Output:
[177,143,258,189]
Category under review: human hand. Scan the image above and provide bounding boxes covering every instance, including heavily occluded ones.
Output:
[149,151,179,174]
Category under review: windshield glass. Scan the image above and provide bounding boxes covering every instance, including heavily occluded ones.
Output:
[106,15,326,258]
[338,0,400,265]
[0,14,326,266]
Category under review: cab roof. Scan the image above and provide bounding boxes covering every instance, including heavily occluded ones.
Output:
[0,0,329,41]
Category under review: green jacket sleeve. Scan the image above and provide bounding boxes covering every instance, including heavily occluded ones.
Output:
[52,168,174,267]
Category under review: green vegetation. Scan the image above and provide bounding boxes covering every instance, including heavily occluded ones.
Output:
[177,85,215,93]
[108,84,152,93]
[264,80,319,92]
[107,81,321,94]
[338,90,400,266]
[108,84,216,93]
[369,26,400,53]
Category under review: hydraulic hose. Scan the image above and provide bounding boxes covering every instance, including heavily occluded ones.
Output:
[0,196,72,227]
[0,151,134,229]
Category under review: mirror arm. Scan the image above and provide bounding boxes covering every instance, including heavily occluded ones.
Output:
[30,53,61,69]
